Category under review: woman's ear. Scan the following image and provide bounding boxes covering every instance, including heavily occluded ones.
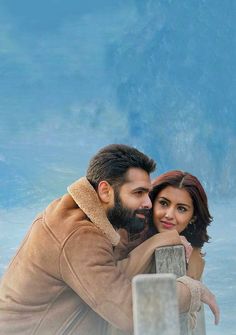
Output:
[97,181,114,205]
[193,215,197,222]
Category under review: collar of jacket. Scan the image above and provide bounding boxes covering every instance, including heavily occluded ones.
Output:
[67,177,120,246]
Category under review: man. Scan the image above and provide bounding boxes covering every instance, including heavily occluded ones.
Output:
[0,144,219,334]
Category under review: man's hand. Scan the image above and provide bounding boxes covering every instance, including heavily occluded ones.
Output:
[177,276,220,325]
[200,282,220,325]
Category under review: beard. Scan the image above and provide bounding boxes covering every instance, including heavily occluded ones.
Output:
[107,190,150,235]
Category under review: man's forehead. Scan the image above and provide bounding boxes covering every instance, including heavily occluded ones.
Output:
[123,168,152,190]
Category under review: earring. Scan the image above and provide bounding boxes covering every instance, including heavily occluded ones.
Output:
[189,216,196,225]
[187,219,197,236]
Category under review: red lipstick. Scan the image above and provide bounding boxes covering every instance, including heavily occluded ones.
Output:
[161,221,175,229]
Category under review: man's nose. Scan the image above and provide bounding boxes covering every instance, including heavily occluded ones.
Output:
[142,195,152,209]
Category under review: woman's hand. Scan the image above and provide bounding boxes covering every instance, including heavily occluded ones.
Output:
[180,235,193,263]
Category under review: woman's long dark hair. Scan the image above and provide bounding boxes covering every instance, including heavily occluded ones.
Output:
[150,170,212,248]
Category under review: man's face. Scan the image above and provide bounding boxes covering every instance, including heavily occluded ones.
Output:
[107,168,152,234]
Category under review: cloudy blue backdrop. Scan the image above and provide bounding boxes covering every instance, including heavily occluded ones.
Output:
[0,1,235,334]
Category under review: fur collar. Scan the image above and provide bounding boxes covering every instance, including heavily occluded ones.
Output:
[67,177,120,246]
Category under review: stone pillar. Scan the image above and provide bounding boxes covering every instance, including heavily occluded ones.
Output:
[132,273,180,335]
[155,245,206,335]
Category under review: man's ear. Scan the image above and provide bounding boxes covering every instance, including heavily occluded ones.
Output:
[97,181,114,205]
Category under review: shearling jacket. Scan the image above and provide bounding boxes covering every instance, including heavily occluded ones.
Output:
[0,177,182,335]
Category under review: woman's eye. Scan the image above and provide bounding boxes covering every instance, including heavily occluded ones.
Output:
[178,206,187,213]
[159,200,168,207]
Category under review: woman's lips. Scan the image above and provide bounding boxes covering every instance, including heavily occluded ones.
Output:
[161,221,175,229]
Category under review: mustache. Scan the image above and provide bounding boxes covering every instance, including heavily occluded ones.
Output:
[134,208,151,217]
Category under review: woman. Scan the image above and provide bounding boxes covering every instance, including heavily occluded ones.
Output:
[107,170,218,334]
[150,170,212,280]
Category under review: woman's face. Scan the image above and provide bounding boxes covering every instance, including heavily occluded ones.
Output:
[153,186,194,234]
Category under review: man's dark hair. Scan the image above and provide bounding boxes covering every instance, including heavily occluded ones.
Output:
[86,144,156,190]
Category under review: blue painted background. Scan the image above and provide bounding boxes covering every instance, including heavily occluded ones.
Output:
[0,1,235,333]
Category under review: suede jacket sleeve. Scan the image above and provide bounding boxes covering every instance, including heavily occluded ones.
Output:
[116,233,205,281]
[117,230,182,278]
[59,223,133,332]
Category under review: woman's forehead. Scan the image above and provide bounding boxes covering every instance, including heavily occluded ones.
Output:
[157,186,193,205]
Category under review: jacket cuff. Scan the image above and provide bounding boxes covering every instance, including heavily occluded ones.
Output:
[177,275,201,313]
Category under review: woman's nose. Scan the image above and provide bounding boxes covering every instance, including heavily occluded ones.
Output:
[165,207,174,219]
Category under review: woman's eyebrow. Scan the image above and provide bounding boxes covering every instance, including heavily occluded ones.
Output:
[157,196,169,201]
[158,197,191,208]
[176,202,191,208]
